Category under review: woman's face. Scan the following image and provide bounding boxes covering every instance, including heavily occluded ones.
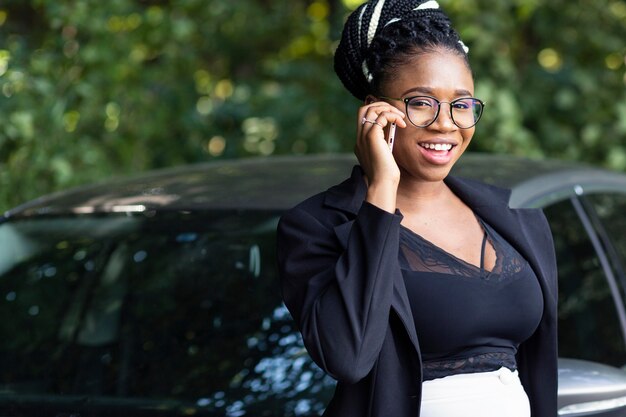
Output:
[379,48,476,183]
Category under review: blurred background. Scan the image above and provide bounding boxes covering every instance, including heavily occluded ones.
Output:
[0,0,624,212]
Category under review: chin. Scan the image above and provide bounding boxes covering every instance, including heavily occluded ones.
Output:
[401,164,454,183]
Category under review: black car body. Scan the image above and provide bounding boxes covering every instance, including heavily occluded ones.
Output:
[2,153,626,416]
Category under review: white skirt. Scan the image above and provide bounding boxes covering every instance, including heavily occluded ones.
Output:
[419,367,531,417]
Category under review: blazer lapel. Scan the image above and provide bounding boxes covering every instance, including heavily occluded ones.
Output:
[324,165,368,216]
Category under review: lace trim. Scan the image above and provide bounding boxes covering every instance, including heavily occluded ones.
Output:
[399,218,525,282]
[422,351,517,381]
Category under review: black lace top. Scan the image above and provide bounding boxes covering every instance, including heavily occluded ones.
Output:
[399,216,544,381]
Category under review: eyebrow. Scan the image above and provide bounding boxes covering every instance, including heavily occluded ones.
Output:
[401,86,473,97]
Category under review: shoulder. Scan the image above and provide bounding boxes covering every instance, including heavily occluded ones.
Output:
[280,165,366,224]
[447,175,551,243]
[278,167,362,237]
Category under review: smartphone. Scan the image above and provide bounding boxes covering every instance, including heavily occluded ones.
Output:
[387,122,396,151]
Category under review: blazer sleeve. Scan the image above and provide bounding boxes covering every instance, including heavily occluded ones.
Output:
[277,200,403,384]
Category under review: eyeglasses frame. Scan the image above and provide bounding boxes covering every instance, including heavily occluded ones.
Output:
[379,95,486,129]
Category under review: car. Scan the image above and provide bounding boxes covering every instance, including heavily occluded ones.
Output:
[2,152,626,416]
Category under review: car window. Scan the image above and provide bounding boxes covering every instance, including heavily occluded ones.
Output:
[585,193,626,289]
[0,212,334,416]
[544,199,626,367]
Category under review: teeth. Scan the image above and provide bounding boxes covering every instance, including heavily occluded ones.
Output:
[420,143,453,151]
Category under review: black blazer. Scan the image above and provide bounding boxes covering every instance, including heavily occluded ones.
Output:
[277,165,558,417]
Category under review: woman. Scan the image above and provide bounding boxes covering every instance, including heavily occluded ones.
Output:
[277,1,558,416]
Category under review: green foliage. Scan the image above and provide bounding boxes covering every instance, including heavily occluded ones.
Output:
[0,0,625,211]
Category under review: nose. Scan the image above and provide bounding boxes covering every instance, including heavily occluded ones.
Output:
[430,102,456,131]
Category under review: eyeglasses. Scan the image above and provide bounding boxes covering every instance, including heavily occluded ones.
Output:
[380,95,485,129]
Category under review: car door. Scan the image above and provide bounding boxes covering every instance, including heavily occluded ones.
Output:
[541,191,626,416]
[583,192,626,310]
[545,195,626,366]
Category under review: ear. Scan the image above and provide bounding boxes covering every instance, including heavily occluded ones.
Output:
[364,94,377,104]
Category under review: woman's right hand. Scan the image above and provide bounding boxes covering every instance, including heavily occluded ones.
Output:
[355,101,406,212]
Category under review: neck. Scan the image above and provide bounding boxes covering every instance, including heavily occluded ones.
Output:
[395,177,453,215]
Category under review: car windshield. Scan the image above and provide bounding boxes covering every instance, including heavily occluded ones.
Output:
[0,212,334,416]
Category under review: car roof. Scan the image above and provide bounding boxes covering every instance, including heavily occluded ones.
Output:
[4,153,626,219]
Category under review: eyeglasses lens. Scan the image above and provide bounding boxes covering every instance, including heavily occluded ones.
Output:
[406,97,483,128]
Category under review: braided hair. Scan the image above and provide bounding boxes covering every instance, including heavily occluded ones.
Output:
[334,0,469,101]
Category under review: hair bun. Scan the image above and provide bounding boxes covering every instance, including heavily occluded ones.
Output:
[334,0,455,100]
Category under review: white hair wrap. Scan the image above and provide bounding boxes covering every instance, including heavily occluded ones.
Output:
[458,40,469,53]
[415,0,439,11]
[357,5,368,49]
[367,0,387,47]
[359,0,468,84]
[362,0,387,83]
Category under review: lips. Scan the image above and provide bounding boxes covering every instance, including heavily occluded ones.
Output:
[417,141,457,165]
